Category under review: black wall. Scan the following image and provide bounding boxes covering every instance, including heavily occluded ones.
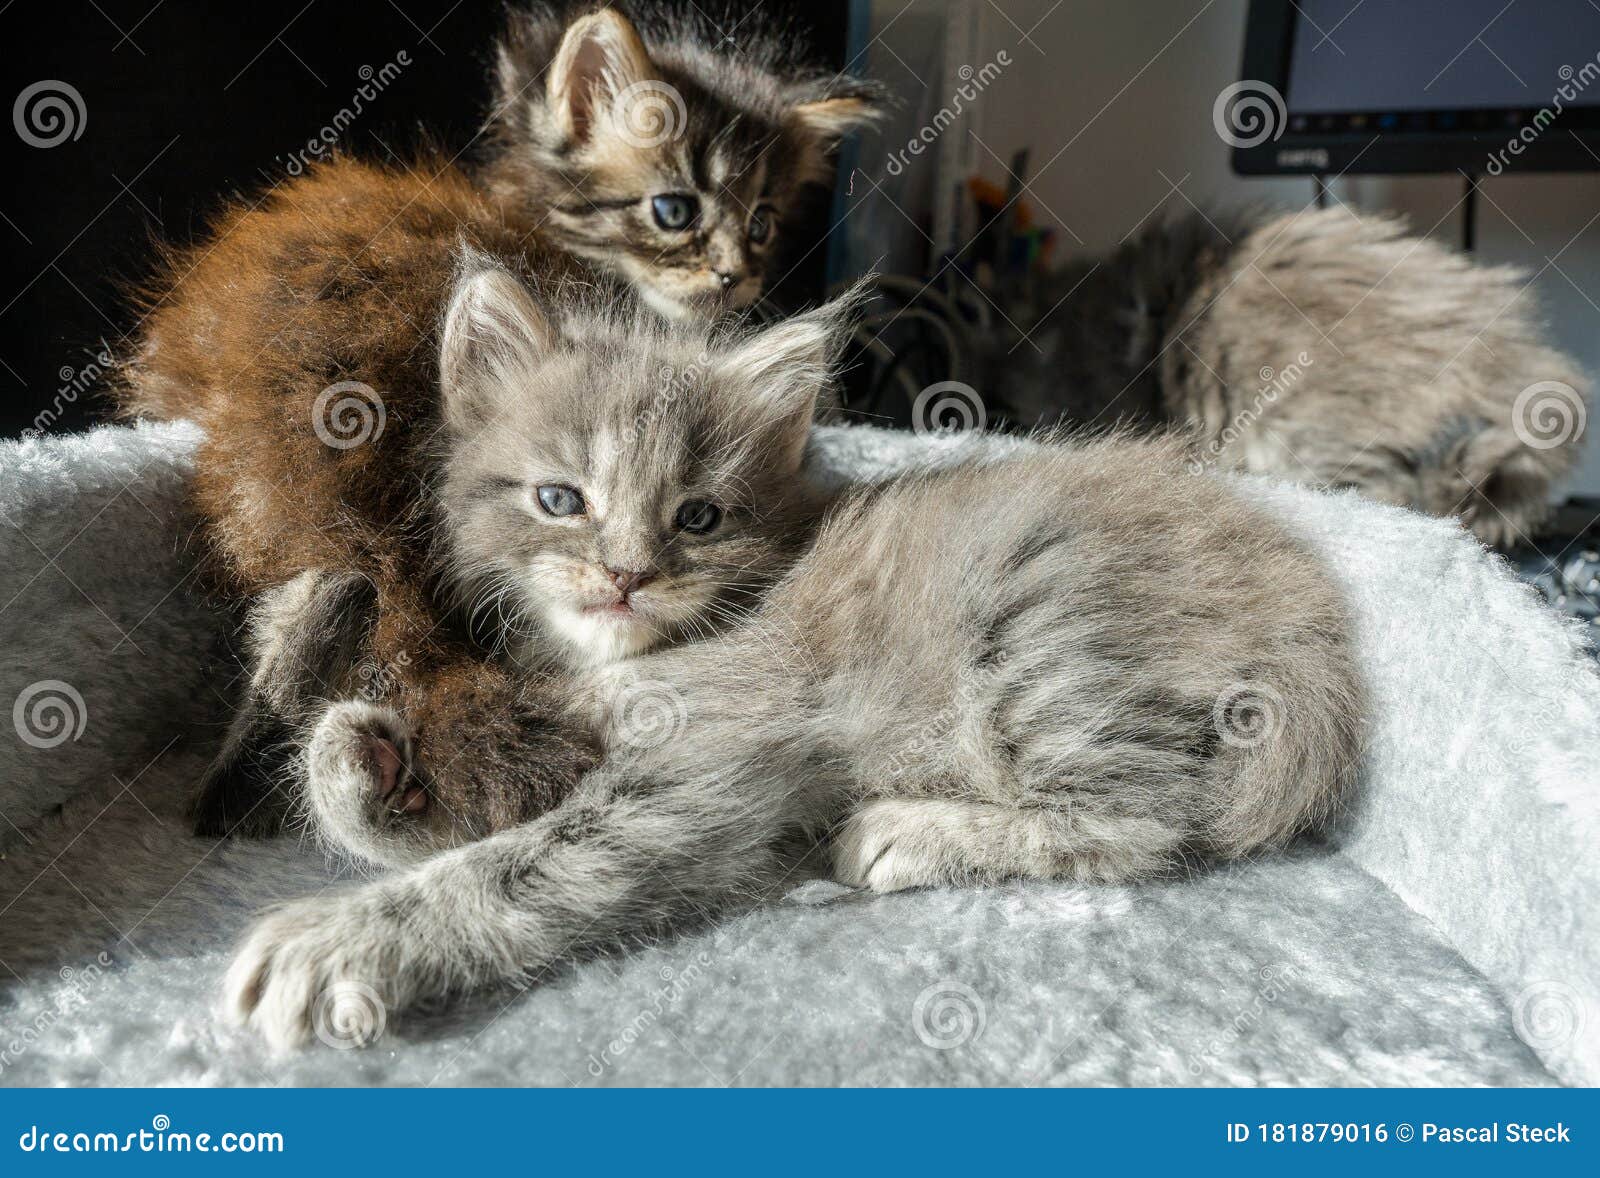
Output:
[0,0,846,437]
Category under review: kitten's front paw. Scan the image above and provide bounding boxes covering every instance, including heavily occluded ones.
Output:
[832,800,951,893]
[224,892,398,1053]
[306,701,441,866]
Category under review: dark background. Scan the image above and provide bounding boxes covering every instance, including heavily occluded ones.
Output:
[0,0,847,437]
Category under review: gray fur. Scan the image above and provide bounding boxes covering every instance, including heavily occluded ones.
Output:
[233,287,1364,1049]
[995,207,1589,547]
[294,268,857,866]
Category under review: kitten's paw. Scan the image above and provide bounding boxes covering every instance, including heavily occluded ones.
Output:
[224,892,397,1053]
[832,800,955,893]
[306,701,437,866]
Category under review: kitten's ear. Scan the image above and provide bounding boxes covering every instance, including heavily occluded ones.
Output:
[719,284,869,468]
[790,96,882,141]
[439,259,557,431]
[787,80,885,184]
[548,9,655,144]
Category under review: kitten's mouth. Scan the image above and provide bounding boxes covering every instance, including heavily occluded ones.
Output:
[583,600,637,617]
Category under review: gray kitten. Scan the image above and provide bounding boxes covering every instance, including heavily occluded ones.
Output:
[301,265,833,864]
[993,207,1588,548]
[227,272,1364,1050]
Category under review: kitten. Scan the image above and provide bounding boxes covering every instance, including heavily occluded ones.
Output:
[122,157,602,849]
[990,207,1588,548]
[122,2,878,850]
[307,264,838,863]
[480,3,881,320]
[227,276,1364,1050]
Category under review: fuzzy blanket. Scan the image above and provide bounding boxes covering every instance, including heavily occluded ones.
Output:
[0,422,1595,1087]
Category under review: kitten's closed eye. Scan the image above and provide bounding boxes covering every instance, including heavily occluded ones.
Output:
[651,194,699,232]
[537,484,586,517]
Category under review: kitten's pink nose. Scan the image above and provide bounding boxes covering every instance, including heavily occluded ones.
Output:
[606,566,656,596]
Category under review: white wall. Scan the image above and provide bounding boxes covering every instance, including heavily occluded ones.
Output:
[851,0,1600,493]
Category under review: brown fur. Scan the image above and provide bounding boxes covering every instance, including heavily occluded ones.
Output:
[121,154,600,840]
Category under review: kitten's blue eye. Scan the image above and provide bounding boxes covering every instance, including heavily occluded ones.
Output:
[748,205,775,245]
[651,194,699,231]
[537,484,585,517]
[674,500,722,534]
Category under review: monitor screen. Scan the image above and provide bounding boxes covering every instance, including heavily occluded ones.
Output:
[1234,0,1600,174]
[1285,0,1600,117]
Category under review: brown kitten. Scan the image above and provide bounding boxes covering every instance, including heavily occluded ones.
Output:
[481,3,880,319]
[121,155,603,846]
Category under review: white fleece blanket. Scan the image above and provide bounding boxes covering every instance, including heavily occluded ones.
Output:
[0,422,1594,1087]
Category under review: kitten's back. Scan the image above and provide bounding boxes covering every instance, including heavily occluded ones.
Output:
[770,434,1363,863]
[120,155,582,592]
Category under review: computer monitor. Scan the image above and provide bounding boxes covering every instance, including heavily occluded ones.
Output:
[1231,0,1600,175]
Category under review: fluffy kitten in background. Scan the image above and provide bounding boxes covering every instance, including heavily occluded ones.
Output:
[227,269,1364,1049]
[992,207,1588,548]
[120,1,877,848]
[480,3,880,319]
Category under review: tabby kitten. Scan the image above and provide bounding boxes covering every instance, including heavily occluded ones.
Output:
[991,207,1588,548]
[227,276,1364,1050]
[480,3,880,320]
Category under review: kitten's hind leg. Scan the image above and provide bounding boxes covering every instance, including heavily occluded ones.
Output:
[191,694,298,838]
[832,797,1183,892]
